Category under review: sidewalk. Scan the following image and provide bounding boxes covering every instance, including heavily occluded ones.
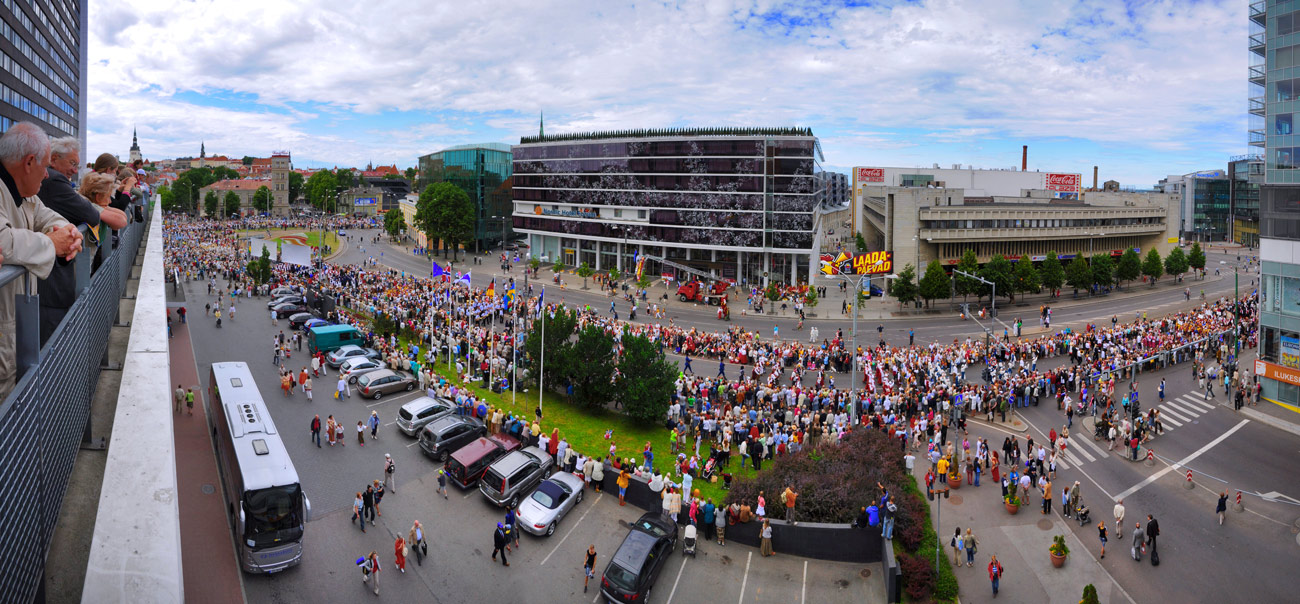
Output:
[170,309,246,604]
[912,460,1128,603]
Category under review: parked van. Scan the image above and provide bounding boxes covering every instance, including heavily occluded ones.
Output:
[445,434,521,489]
[307,324,363,355]
[478,446,553,508]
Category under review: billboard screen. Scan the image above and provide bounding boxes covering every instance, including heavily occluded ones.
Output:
[1045,173,1081,192]
[354,197,377,206]
[856,167,884,183]
[282,243,313,267]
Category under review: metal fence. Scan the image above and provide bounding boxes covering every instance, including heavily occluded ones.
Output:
[0,210,148,604]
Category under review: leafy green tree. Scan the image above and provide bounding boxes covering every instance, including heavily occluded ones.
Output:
[918,259,949,308]
[404,166,418,182]
[159,184,181,213]
[804,285,819,308]
[980,254,1014,301]
[1011,259,1040,297]
[1188,242,1206,273]
[252,186,272,213]
[636,275,654,290]
[566,325,617,410]
[170,180,196,214]
[383,209,406,238]
[854,232,868,252]
[608,268,622,282]
[890,263,918,308]
[246,246,272,283]
[435,185,475,261]
[1066,256,1091,293]
[1090,253,1115,289]
[529,257,541,272]
[223,191,241,217]
[305,169,339,212]
[1164,247,1189,281]
[288,171,304,203]
[203,190,219,217]
[1040,251,1065,296]
[241,155,256,166]
[954,249,980,302]
[523,307,577,393]
[1142,248,1164,284]
[1115,249,1141,287]
[576,262,594,289]
[765,282,781,303]
[335,168,355,189]
[211,166,240,181]
[617,334,677,424]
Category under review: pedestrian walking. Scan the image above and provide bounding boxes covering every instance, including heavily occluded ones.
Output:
[337,376,348,400]
[304,376,313,401]
[437,468,449,499]
[310,415,321,447]
[1098,521,1107,558]
[1217,491,1228,525]
[408,520,427,566]
[352,492,366,533]
[363,486,377,526]
[174,385,185,414]
[372,480,385,517]
[1131,522,1145,561]
[583,545,597,593]
[359,550,380,595]
[384,453,396,493]
[950,527,964,564]
[964,528,978,567]
[505,506,521,551]
[759,519,774,557]
[1113,500,1126,537]
[491,522,510,566]
[370,411,381,440]
[185,388,195,416]
[357,421,366,446]
[988,555,1004,596]
[1146,514,1159,554]
[335,420,346,446]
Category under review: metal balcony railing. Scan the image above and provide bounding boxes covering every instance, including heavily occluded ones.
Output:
[1250,96,1265,115]
[1250,32,1266,54]
[1251,1,1267,25]
[918,222,1165,241]
[1249,64,1266,83]
[1250,128,1266,145]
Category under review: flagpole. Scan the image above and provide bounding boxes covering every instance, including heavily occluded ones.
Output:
[538,295,545,413]
[511,288,517,405]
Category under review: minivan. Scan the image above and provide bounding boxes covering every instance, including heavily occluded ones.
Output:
[308,324,364,356]
[397,397,455,437]
[418,416,486,461]
[478,446,554,508]
[445,433,521,489]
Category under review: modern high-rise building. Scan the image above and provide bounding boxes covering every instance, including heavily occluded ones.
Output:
[419,143,514,251]
[1230,155,1261,247]
[0,0,85,148]
[1251,0,1300,406]
[511,127,826,286]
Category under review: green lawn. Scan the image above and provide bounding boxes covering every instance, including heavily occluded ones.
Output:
[417,355,758,504]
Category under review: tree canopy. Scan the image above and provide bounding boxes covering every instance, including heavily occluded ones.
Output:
[918,259,949,308]
[222,191,241,217]
[1142,248,1164,284]
[203,190,219,217]
[890,263,918,308]
[1116,249,1141,286]
[979,254,1014,300]
[1040,251,1065,294]
[1066,256,1091,292]
[414,182,476,260]
[616,334,677,425]
[1164,247,1189,280]
[383,209,406,238]
[253,186,272,213]
[305,169,339,212]
[1188,242,1206,271]
[1090,254,1115,289]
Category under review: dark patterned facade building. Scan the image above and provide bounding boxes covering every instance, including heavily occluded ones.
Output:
[511,127,824,285]
[0,0,84,147]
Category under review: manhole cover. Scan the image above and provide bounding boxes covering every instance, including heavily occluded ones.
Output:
[860,568,872,579]
[1037,519,1053,531]
[201,484,215,495]
[948,495,963,506]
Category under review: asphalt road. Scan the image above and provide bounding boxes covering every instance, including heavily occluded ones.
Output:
[175,278,881,604]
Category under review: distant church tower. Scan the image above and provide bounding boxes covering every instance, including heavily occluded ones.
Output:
[128,128,142,163]
[539,111,544,138]
[200,141,206,159]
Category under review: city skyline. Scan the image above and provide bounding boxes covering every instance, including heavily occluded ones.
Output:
[89,0,1245,186]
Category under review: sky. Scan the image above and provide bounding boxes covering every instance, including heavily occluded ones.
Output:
[88,0,1248,188]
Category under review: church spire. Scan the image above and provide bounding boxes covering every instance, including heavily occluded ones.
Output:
[200,141,205,158]
[132,127,137,146]
[539,111,544,138]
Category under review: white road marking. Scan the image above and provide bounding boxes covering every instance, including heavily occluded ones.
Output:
[801,560,808,604]
[1112,419,1250,502]
[406,440,421,448]
[665,554,689,604]
[1158,404,1193,424]
[1180,397,1216,413]
[1156,412,1183,428]
[738,551,752,604]
[1062,448,1083,466]
[1186,390,1207,400]
[1072,443,1096,463]
[1075,434,1109,459]
[540,493,604,566]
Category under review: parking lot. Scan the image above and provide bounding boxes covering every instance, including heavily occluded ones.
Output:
[178,280,882,603]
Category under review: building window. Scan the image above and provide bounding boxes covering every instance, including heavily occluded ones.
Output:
[1277,113,1294,136]
[613,209,622,218]
[638,210,647,219]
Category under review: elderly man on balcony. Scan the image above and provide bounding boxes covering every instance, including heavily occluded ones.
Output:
[0,122,83,399]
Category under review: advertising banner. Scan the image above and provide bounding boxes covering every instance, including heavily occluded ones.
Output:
[282,243,312,267]
[1045,173,1081,192]
[1283,335,1300,369]
[1257,359,1300,387]
[856,168,884,183]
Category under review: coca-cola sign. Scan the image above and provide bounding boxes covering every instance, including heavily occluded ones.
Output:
[1045,173,1080,192]
[857,168,884,183]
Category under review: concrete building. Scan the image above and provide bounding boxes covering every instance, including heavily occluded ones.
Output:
[818,171,849,208]
[0,0,85,150]
[420,143,513,251]
[271,151,290,217]
[850,165,1082,237]
[361,175,410,212]
[342,185,381,217]
[857,185,1180,273]
[511,127,828,285]
[197,179,270,217]
[1252,1,1300,407]
[1156,170,1231,242]
[398,194,423,247]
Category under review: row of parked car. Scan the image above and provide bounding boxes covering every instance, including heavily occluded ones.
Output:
[394,396,679,602]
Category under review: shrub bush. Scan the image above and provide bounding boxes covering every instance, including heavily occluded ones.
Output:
[897,551,935,601]
[725,428,907,523]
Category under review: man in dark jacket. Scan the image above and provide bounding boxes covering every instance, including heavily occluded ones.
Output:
[491,522,509,566]
[1145,515,1159,553]
[362,486,377,526]
[36,138,127,346]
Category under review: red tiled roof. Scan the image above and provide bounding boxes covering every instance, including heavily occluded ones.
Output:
[201,179,271,191]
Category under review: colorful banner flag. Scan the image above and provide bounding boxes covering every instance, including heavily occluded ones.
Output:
[456,271,471,287]
[430,260,445,278]
[485,278,495,298]
[635,251,646,283]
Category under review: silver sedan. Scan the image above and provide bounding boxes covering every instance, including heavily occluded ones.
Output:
[516,472,586,537]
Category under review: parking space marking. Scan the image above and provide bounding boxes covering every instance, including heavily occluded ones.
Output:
[738,551,752,604]
[665,554,688,604]
[407,440,421,448]
[801,560,807,604]
[463,488,477,499]
[366,390,422,408]
[540,492,604,566]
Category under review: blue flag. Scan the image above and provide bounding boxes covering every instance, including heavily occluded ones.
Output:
[431,260,445,278]
[537,286,545,317]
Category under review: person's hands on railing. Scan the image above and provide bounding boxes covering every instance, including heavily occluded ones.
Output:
[46,223,83,261]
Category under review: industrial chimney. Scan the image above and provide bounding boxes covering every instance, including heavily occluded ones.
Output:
[1021,146,1027,171]
[1093,166,1098,190]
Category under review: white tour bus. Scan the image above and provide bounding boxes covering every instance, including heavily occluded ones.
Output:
[208,361,311,573]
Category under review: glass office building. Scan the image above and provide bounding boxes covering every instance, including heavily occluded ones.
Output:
[0,0,84,147]
[417,143,513,250]
[511,127,824,286]
[1230,156,1261,247]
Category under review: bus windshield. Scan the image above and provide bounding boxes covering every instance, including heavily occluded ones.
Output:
[243,485,304,548]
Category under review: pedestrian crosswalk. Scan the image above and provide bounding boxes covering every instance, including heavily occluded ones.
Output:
[1052,391,1219,471]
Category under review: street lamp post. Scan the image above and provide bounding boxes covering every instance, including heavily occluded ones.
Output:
[832,270,896,425]
[954,269,996,349]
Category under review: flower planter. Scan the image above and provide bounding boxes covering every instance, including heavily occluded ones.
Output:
[1004,502,1020,515]
[1050,552,1066,568]
[947,476,962,489]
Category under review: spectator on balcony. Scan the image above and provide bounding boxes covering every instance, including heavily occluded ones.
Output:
[0,122,83,398]
[36,140,127,346]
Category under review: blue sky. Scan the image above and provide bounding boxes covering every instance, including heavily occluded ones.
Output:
[88,0,1246,187]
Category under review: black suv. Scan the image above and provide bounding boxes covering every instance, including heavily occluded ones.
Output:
[601,513,678,603]
[418,416,486,462]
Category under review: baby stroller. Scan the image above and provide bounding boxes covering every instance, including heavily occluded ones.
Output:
[702,448,722,480]
[1074,497,1091,526]
[681,524,697,557]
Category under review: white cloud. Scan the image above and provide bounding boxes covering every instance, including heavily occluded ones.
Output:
[87,0,1247,184]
